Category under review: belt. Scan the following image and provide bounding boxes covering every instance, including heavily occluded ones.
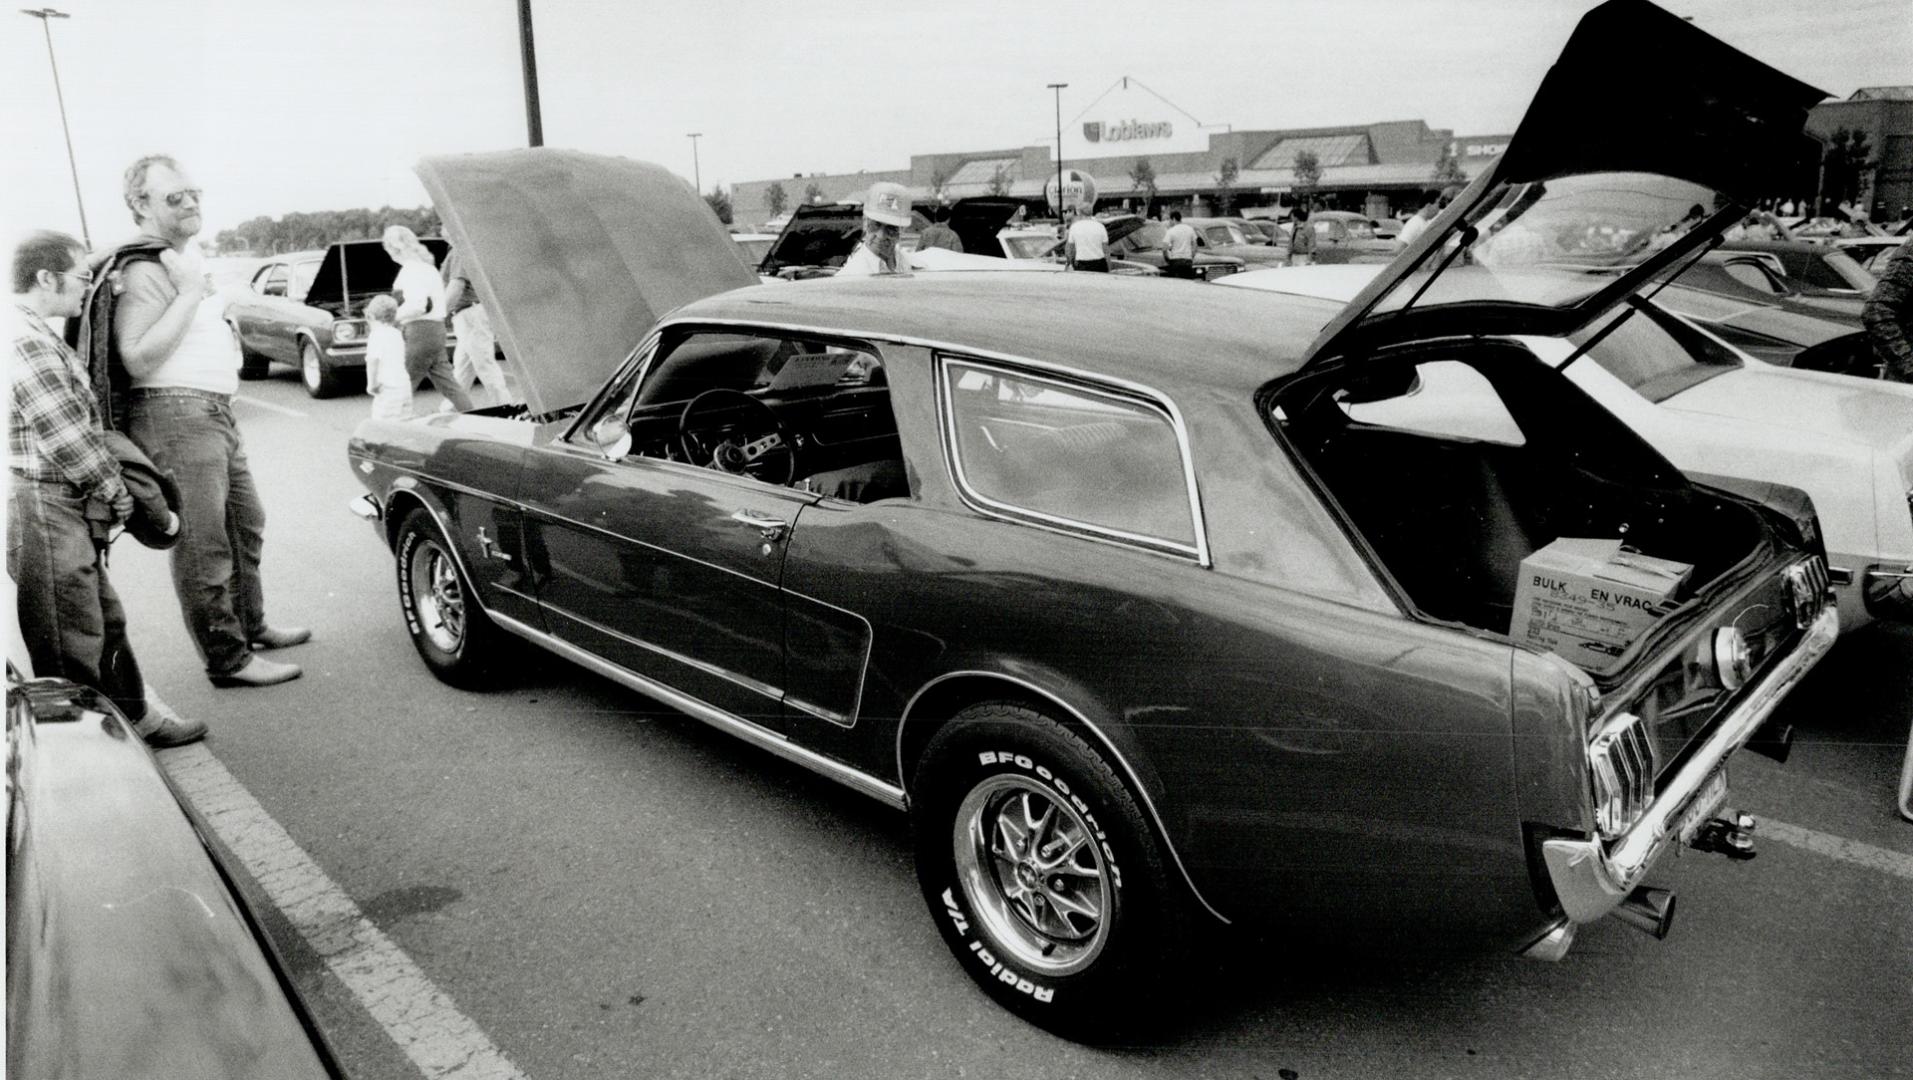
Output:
[128,387,233,404]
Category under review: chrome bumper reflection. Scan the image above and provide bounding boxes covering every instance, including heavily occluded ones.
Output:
[1863,564,1913,622]
[1542,604,1839,923]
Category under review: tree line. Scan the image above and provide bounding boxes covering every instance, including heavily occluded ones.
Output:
[211,205,442,256]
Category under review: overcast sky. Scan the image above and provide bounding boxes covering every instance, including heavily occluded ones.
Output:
[3,0,1906,245]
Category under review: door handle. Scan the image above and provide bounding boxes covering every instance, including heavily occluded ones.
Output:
[729,509,788,543]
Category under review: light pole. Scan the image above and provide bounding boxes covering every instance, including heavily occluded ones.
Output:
[516,0,543,146]
[20,6,89,247]
[1046,83,1067,222]
[688,132,702,194]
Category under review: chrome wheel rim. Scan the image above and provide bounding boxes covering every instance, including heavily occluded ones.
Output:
[953,775,1111,975]
[301,345,321,392]
[408,539,465,654]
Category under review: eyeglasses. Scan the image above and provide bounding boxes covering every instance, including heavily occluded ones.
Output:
[149,188,203,209]
[55,269,93,287]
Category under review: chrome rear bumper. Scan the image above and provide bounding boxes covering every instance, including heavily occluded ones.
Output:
[1541,604,1839,923]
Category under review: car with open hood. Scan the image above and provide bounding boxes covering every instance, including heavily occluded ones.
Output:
[226,238,455,398]
[1223,262,1913,630]
[346,0,1839,1036]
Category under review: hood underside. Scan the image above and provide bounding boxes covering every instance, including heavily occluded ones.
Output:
[302,238,449,313]
[415,149,758,416]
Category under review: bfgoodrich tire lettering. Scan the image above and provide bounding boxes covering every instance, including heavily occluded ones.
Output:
[912,703,1188,1035]
[395,510,506,689]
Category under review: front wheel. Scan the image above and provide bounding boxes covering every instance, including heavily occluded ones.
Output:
[911,703,1189,1036]
[395,510,507,688]
[301,340,343,398]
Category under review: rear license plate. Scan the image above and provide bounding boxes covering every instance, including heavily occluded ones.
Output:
[1676,768,1729,846]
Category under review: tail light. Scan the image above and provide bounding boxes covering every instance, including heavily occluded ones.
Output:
[1589,711,1655,840]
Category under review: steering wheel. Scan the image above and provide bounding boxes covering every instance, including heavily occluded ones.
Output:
[678,389,798,485]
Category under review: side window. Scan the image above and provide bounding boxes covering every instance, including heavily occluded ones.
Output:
[1341,360,1526,446]
[940,358,1198,553]
[1722,260,1783,295]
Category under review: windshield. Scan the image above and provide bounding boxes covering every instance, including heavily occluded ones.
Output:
[1126,221,1167,252]
[1571,299,1740,403]
[1811,248,1876,292]
[292,259,320,300]
[1002,234,1062,259]
[1333,218,1378,240]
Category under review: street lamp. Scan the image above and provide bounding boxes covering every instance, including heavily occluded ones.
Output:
[688,132,703,194]
[517,0,543,146]
[1046,83,1067,221]
[20,6,89,247]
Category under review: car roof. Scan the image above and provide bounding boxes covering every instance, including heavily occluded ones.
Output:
[671,272,1339,390]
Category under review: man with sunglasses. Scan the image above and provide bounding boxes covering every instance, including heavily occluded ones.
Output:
[113,155,307,689]
[9,230,206,746]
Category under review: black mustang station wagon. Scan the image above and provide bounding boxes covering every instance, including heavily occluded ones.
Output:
[349,0,1841,1034]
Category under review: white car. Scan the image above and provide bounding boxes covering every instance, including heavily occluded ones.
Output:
[1224,264,1913,631]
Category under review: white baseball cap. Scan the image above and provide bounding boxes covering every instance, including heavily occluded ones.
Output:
[863,182,913,227]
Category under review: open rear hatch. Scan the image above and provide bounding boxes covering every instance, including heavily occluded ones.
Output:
[1268,0,1832,726]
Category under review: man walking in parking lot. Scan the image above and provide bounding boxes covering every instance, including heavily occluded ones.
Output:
[1065,205,1109,272]
[1863,234,1913,383]
[9,230,206,746]
[1162,210,1198,279]
[112,154,308,687]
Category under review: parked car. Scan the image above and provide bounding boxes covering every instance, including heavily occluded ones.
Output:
[1647,279,1882,378]
[5,666,342,1077]
[1716,238,1876,297]
[1302,210,1402,263]
[1224,264,1913,630]
[226,238,455,398]
[1098,214,1248,280]
[941,196,1158,275]
[1665,249,1866,319]
[1181,217,1288,265]
[348,3,1839,1032]
[1230,217,1284,246]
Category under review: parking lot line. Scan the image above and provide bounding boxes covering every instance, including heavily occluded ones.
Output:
[162,744,526,1080]
[1757,816,1913,882]
[235,393,308,418]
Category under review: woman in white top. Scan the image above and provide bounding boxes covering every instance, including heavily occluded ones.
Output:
[382,225,474,412]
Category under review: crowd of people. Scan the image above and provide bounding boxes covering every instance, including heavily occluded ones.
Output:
[5,154,521,750]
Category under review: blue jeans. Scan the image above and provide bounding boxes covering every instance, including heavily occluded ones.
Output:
[126,392,268,678]
[7,478,150,720]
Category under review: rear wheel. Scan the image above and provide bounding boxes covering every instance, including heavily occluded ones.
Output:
[395,509,507,688]
[301,340,342,398]
[911,703,1189,1036]
[232,322,271,380]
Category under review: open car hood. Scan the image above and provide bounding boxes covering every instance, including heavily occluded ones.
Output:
[945,196,1025,257]
[1098,214,1147,247]
[301,238,449,313]
[760,203,865,276]
[1301,0,1825,369]
[415,149,757,416]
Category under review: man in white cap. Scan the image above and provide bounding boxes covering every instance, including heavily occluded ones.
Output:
[838,181,913,277]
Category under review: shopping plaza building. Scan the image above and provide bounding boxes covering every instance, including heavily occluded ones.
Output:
[731,80,1913,229]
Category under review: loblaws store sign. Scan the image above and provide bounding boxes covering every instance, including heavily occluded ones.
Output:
[1083,119,1175,144]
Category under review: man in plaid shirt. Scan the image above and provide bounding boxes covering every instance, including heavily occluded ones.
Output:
[9,230,205,746]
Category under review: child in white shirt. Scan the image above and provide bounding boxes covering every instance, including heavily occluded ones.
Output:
[362,294,413,419]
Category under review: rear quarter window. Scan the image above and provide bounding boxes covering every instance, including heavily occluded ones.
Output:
[939,358,1198,554]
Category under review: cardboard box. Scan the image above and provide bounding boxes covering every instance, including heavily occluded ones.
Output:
[1509,538,1693,674]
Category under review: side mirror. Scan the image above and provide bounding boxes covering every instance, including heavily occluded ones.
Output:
[590,417,632,462]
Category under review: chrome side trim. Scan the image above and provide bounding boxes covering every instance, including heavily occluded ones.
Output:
[1542,604,1839,923]
[896,670,1230,925]
[489,610,907,810]
[544,607,785,706]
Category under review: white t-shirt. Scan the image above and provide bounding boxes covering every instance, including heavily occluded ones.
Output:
[126,248,240,395]
[1163,221,1198,261]
[1067,218,1109,262]
[1397,213,1432,246]
[837,244,905,277]
[394,262,445,323]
